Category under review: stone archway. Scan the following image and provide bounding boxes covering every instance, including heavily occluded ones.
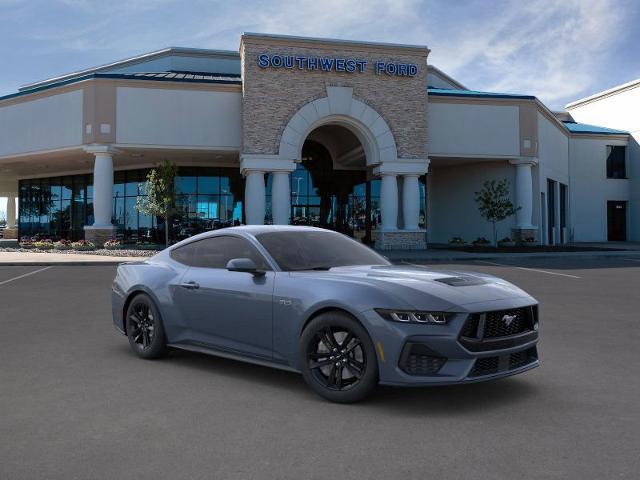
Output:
[278,86,398,166]
[241,85,428,249]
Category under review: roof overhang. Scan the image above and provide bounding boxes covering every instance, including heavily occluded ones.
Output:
[565,78,640,109]
[19,47,240,93]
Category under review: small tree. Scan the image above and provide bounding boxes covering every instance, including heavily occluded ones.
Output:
[136,160,178,247]
[474,179,519,246]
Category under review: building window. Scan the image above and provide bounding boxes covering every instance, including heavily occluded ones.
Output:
[606,146,626,179]
[419,175,427,230]
[560,183,568,243]
[18,175,92,241]
[18,167,244,244]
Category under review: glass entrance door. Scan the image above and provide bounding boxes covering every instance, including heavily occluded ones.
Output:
[289,141,378,243]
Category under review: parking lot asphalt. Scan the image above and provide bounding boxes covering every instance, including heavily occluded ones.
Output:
[1,258,639,479]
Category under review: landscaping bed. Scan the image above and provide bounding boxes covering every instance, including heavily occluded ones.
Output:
[0,238,161,257]
[0,247,157,257]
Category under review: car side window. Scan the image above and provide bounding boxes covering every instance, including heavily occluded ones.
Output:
[171,236,270,270]
[170,243,196,265]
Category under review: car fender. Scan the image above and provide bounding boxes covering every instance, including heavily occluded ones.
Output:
[272,274,414,369]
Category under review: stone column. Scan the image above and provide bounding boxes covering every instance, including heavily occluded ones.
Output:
[2,195,18,240]
[84,145,117,245]
[374,159,428,250]
[241,155,296,226]
[6,195,16,229]
[509,158,538,242]
[380,173,398,231]
[244,170,266,225]
[271,171,290,225]
[402,174,420,230]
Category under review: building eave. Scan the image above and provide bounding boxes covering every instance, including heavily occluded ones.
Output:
[1,73,242,105]
[19,47,240,93]
[565,78,640,109]
[427,65,467,90]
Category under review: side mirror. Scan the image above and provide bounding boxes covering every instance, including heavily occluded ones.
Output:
[226,257,265,276]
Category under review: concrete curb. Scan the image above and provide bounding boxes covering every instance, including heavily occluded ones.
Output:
[2,249,640,266]
[385,250,640,262]
[0,261,131,266]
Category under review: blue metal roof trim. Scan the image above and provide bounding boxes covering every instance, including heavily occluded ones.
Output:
[427,87,536,100]
[0,72,242,102]
[562,121,628,135]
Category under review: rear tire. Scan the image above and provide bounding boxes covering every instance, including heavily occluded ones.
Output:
[125,293,168,359]
[299,311,378,403]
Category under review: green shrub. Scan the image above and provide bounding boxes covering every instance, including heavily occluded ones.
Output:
[71,240,96,251]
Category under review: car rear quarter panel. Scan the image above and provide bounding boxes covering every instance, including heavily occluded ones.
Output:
[112,260,186,339]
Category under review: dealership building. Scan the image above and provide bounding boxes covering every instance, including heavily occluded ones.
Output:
[0,33,637,248]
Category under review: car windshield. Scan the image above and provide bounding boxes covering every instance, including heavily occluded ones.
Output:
[255,230,391,271]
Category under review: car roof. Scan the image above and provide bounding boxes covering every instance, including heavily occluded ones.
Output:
[168,225,338,249]
[219,225,332,235]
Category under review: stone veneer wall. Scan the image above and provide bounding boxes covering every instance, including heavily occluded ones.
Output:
[84,228,116,247]
[240,36,429,159]
[375,231,427,250]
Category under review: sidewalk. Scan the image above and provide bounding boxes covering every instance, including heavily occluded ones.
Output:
[2,245,640,266]
[0,251,144,265]
[381,244,640,262]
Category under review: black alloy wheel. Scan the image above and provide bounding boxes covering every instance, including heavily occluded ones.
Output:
[300,311,378,403]
[125,293,168,359]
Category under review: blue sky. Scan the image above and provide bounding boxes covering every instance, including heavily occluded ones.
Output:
[1,0,640,216]
[1,0,639,108]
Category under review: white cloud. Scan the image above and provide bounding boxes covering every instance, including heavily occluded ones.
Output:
[181,0,632,107]
[3,0,634,109]
[425,0,631,108]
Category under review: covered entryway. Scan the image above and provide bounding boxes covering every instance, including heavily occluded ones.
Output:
[288,125,380,243]
[241,84,429,249]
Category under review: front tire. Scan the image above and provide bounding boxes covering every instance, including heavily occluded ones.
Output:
[125,293,168,359]
[299,311,378,403]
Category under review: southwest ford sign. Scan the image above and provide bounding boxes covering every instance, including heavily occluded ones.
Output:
[257,54,418,77]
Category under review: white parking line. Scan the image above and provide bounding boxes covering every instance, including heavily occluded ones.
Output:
[474,260,581,279]
[0,266,52,287]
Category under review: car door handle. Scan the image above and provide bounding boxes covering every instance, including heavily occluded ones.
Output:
[180,281,200,290]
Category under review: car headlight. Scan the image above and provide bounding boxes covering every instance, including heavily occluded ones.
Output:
[375,309,453,324]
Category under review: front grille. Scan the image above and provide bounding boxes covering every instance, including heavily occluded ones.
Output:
[484,307,534,338]
[470,356,499,376]
[399,343,447,376]
[468,347,538,378]
[458,306,538,352]
[509,349,535,369]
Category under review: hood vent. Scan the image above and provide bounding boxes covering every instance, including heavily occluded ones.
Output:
[435,276,488,287]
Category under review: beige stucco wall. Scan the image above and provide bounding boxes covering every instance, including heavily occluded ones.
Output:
[116,86,242,148]
[0,89,83,157]
[240,35,429,160]
[427,102,520,157]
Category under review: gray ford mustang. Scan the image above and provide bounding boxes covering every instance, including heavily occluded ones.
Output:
[112,226,539,403]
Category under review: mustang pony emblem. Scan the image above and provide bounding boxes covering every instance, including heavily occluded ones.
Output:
[502,314,518,327]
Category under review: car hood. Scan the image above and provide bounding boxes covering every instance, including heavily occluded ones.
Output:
[300,265,534,311]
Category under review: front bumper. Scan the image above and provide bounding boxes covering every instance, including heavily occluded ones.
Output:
[361,299,540,386]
